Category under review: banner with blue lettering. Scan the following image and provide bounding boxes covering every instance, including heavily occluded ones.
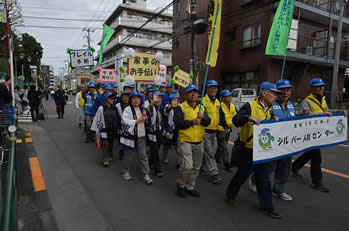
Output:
[253,114,347,164]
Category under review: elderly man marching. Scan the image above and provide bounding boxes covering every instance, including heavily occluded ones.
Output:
[202,80,223,184]
[225,82,282,219]
[174,84,211,198]
[292,78,333,192]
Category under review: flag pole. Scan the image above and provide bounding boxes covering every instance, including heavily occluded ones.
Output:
[280,52,287,80]
[199,1,220,112]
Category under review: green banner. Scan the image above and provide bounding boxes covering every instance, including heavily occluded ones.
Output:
[99,25,115,64]
[265,0,295,56]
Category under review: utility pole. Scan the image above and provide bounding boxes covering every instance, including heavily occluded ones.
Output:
[189,0,197,85]
[83,28,95,48]
[330,0,345,109]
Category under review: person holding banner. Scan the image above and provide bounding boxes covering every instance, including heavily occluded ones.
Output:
[215,89,236,171]
[225,82,282,219]
[292,78,336,192]
[249,80,296,200]
[174,84,211,198]
[202,80,223,184]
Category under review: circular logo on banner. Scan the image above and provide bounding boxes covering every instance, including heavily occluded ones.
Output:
[258,128,275,150]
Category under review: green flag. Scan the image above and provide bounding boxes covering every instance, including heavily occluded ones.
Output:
[265,0,295,56]
[99,25,115,64]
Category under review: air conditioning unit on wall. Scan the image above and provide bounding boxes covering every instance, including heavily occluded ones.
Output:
[306,46,313,55]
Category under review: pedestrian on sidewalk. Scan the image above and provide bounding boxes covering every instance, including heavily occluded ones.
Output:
[115,91,129,160]
[174,84,211,198]
[202,80,223,184]
[28,85,41,121]
[76,85,86,127]
[91,92,118,167]
[225,82,282,219]
[161,93,179,165]
[145,90,165,178]
[84,82,96,143]
[120,91,153,185]
[54,85,67,119]
[215,89,236,171]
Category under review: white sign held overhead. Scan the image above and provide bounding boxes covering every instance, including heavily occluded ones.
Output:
[159,64,167,84]
[253,114,348,164]
[69,49,94,68]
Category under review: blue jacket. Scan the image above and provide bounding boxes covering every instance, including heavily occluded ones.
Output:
[91,93,106,116]
[84,93,95,115]
[161,92,170,108]
[272,99,296,119]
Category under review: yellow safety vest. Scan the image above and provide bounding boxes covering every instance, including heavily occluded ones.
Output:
[218,102,236,131]
[178,101,206,143]
[98,88,104,95]
[304,94,328,113]
[78,91,85,108]
[202,94,220,130]
[240,98,272,149]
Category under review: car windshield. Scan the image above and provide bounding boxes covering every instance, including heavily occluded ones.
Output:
[231,90,239,97]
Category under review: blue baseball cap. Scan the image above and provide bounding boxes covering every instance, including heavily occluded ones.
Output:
[88,82,96,88]
[154,91,163,96]
[111,82,119,88]
[172,89,178,94]
[260,81,281,94]
[166,83,172,88]
[105,92,116,98]
[145,84,153,90]
[146,88,154,94]
[120,91,129,97]
[129,91,141,98]
[220,89,232,97]
[276,79,292,89]
[185,84,200,93]
[80,84,85,89]
[309,78,326,87]
[207,80,218,87]
[125,83,136,88]
[169,93,179,101]
[103,84,112,90]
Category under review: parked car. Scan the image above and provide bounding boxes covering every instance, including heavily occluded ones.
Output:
[231,88,257,111]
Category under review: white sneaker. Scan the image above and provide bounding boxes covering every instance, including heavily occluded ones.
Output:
[144,175,153,185]
[249,178,257,193]
[278,192,293,201]
[121,171,132,181]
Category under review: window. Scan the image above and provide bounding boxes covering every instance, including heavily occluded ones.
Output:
[242,24,261,48]
[177,0,181,12]
[231,90,239,98]
[223,72,258,90]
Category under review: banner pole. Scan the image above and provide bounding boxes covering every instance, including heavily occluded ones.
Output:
[280,53,287,80]
[199,1,220,112]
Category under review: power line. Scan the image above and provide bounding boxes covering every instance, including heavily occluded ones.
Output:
[17,24,103,30]
[21,5,113,13]
[22,15,106,22]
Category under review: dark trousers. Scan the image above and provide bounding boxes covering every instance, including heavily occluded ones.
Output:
[292,149,322,185]
[149,141,162,174]
[102,134,115,162]
[30,105,39,121]
[226,147,274,211]
[56,104,65,117]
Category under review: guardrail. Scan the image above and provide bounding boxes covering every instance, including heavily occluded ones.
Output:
[0,118,18,231]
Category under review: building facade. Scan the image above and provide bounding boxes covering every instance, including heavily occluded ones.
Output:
[95,0,173,88]
[173,0,349,103]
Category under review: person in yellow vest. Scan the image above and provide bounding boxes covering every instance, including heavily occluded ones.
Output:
[216,89,236,171]
[75,85,86,127]
[201,80,223,184]
[174,84,211,198]
[225,82,282,219]
[292,78,348,192]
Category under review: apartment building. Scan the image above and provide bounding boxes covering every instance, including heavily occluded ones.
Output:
[173,0,349,103]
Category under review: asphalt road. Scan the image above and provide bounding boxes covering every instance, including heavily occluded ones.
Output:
[20,98,349,231]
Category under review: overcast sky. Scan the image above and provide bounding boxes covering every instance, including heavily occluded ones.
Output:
[17,0,172,75]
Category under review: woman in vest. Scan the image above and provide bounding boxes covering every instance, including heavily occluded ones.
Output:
[215,89,236,171]
[225,82,282,219]
[145,91,165,178]
[115,91,129,160]
[173,84,211,198]
[84,82,96,143]
[120,91,153,185]
[292,78,332,193]
[91,92,118,167]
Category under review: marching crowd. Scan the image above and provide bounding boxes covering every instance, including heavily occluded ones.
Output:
[72,75,347,219]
